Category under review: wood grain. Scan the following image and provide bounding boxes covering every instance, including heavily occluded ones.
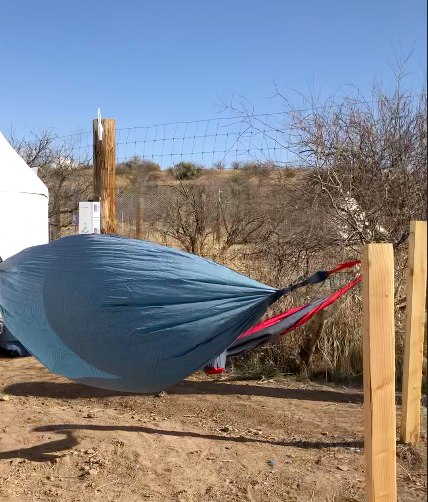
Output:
[93,119,116,234]
[363,244,397,502]
[401,221,427,444]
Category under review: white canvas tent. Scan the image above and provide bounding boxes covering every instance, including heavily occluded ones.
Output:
[0,131,49,261]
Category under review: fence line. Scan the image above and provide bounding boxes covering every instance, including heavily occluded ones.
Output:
[67,114,296,169]
[64,94,426,168]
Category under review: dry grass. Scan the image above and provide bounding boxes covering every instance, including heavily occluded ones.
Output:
[65,218,427,391]
[61,168,427,391]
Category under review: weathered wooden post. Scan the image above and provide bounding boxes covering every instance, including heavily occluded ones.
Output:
[136,197,144,240]
[93,118,116,234]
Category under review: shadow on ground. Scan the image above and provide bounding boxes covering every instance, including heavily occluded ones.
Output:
[0,431,79,462]
[0,423,364,463]
[5,380,363,404]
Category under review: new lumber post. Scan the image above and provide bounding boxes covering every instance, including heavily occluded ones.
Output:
[93,118,116,234]
[401,221,428,444]
[363,244,397,502]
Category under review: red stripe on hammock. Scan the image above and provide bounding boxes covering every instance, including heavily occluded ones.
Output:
[238,276,362,340]
[238,304,307,339]
[204,368,225,375]
[278,276,362,336]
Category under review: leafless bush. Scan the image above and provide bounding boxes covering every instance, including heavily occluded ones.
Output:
[218,179,268,253]
[212,160,226,170]
[220,61,427,380]
[8,128,92,239]
[289,89,427,252]
[156,182,216,255]
[224,63,427,256]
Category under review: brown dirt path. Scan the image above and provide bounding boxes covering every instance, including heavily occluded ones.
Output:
[0,357,426,502]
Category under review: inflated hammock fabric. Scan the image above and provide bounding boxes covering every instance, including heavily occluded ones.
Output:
[0,234,360,394]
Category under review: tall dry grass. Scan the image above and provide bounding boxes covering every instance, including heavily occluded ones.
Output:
[64,217,426,388]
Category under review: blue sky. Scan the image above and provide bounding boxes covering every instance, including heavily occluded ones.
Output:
[0,0,426,140]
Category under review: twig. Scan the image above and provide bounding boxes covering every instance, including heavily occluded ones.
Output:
[207,458,234,462]
[117,477,138,502]
[95,479,125,491]
[310,482,317,501]
[397,462,414,482]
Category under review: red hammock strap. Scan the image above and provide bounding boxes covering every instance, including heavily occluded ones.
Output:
[240,275,362,340]
[279,275,362,336]
[328,260,361,276]
[281,260,361,295]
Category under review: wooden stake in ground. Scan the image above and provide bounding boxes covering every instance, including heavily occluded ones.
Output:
[363,244,397,502]
[136,197,144,240]
[93,118,116,234]
[401,221,428,444]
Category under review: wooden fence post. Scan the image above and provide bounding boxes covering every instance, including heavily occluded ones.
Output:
[136,197,144,240]
[93,118,116,234]
[363,244,397,502]
[401,221,428,444]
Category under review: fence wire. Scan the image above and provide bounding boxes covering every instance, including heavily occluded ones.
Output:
[115,114,295,169]
[68,112,297,169]
[63,111,302,245]
[68,95,417,167]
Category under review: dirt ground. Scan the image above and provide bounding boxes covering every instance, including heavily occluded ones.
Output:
[0,357,426,502]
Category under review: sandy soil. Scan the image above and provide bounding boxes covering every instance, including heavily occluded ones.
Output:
[0,356,426,502]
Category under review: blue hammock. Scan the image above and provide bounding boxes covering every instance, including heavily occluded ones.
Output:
[0,235,284,393]
[0,235,360,393]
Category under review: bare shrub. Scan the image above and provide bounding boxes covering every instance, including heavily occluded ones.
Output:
[157,182,215,255]
[8,128,92,240]
[212,160,226,170]
[288,89,427,251]
[220,60,427,381]
[218,179,268,253]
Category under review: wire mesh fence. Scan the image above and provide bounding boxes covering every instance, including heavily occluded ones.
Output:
[55,91,427,270]
[63,111,303,245]
[115,114,296,168]
[68,112,297,168]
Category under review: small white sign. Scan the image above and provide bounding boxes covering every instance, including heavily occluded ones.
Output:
[98,108,104,141]
[79,202,101,234]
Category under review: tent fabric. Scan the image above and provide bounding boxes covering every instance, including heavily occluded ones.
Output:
[0,319,31,356]
[0,131,49,261]
[0,132,48,196]
[204,276,362,374]
[0,234,282,394]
